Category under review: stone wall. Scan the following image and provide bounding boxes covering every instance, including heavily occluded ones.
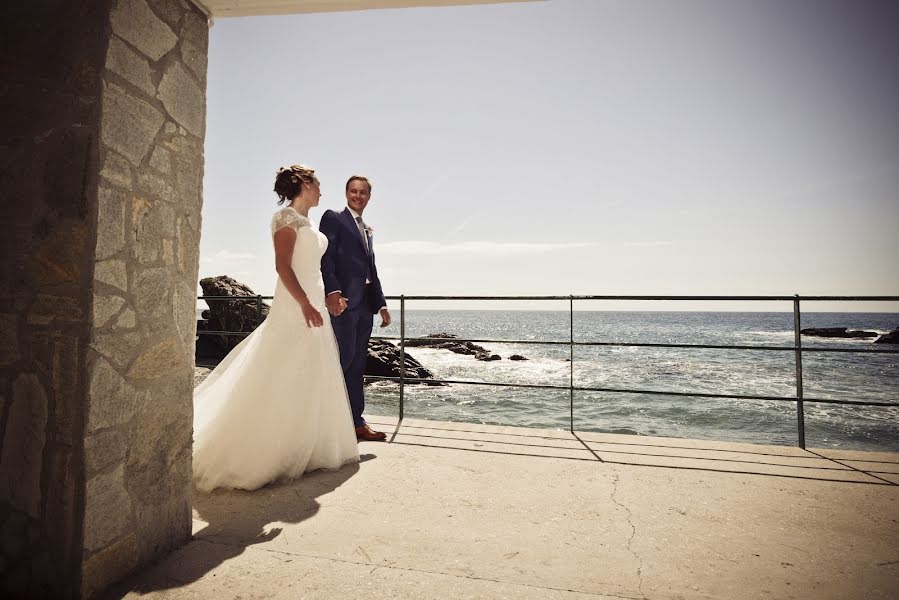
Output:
[82,0,208,597]
[1,0,208,597]
[1,2,115,596]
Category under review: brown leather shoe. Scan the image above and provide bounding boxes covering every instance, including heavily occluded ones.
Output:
[356,424,387,442]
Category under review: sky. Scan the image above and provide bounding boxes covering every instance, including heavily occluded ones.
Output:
[199,0,899,312]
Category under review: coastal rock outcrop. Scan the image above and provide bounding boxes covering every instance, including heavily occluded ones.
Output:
[800,327,878,339]
[874,327,899,345]
[196,275,270,356]
[195,275,435,382]
[405,333,491,355]
[367,339,441,385]
[405,332,528,362]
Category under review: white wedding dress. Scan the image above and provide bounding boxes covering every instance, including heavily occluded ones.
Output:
[192,206,359,492]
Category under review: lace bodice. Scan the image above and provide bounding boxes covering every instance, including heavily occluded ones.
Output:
[271,206,311,237]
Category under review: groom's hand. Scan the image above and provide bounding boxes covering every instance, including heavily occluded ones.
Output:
[325,292,345,316]
[379,308,391,328]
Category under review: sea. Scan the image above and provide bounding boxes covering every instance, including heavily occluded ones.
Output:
[360,310,899,452]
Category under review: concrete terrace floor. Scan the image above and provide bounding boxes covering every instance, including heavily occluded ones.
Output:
[106,416,899,600]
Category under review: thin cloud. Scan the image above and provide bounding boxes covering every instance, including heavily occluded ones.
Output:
[448,216,473,237]
[378,241,598,256]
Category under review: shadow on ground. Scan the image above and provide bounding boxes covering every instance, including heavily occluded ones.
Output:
[103,455,375,598]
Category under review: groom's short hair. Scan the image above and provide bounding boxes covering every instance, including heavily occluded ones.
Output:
[346,175,371,193]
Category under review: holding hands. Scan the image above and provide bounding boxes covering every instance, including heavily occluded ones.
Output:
[325,292,349,317]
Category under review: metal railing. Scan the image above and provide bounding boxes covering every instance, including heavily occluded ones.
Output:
[197,294,899,448]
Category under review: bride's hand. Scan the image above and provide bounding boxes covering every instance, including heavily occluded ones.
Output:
[300,299,324,328]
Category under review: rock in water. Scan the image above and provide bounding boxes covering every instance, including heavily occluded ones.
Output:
[800,327,878,339]
[197,275,269,357]
[405,332,490,355]
[406,333,525,362]
[874,327,899,344]
[366,339,441,385]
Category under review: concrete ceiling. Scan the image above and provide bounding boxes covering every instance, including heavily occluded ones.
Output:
[193,0,542,18]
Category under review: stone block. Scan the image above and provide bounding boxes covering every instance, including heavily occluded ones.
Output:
[0,374,48,518]
[180,10,208,49]
[149,145,171,174]
[132,266,171,318]
[131,495,191,564]
[157,62,205,137]
[110,0,178,62]
[147,0,184,28]
[127,337,184,379]
[100,150,134,190]
[82,532,139,599]
[85,429,128,475]
[131,196,158,263]
[93,295,126,328]
[173,282,197,357]
[91,331,141,370]
[52,335,80,444]
[115,308,137,329]
[137,172,177,203]
[27,294,83,325]
[0,314,19,366]
[161,239,174,265]
[29,221,88,286]
[176,216,200,277]
[167,135,204,201]
[94,259,128,292]
[96,185,127,259]
[83,464,132,553]
[101,82,165,166]
[106,35,156,98]
[87,357,147,432]
[180,40,207,83]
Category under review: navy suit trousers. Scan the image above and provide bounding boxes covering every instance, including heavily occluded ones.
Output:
[331,304,373,428]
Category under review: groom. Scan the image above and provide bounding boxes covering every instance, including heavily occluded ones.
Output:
[320,175,391,442]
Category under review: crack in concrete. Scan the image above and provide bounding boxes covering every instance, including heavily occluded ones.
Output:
[608,466,647,600]
[193,537,645,599]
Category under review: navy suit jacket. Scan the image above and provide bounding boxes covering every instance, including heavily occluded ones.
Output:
[319,208,386,313]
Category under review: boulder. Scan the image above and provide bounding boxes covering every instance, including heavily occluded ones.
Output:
[366,339,441,385]
[509,354,528,361]
[874,327,899,345]
[406,333,526,362]
[800,327,878,339]
[405,333,490,355]
[197,275,269,356]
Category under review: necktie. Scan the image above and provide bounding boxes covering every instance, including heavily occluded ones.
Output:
[355,216,370,254]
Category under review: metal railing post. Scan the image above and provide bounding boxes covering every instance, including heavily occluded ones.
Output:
[255,295,262,325]
[399,296,405,421]
[793,295,806,449]
[569,295,574,432]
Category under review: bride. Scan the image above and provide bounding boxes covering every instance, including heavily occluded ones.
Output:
[192,164,360,492]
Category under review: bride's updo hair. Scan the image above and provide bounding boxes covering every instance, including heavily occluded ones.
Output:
[274,164,316,204]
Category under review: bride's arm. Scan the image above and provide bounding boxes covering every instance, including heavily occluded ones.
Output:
[273,227,323,328]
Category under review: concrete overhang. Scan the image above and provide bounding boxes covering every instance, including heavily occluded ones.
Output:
[191,0,543,18]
